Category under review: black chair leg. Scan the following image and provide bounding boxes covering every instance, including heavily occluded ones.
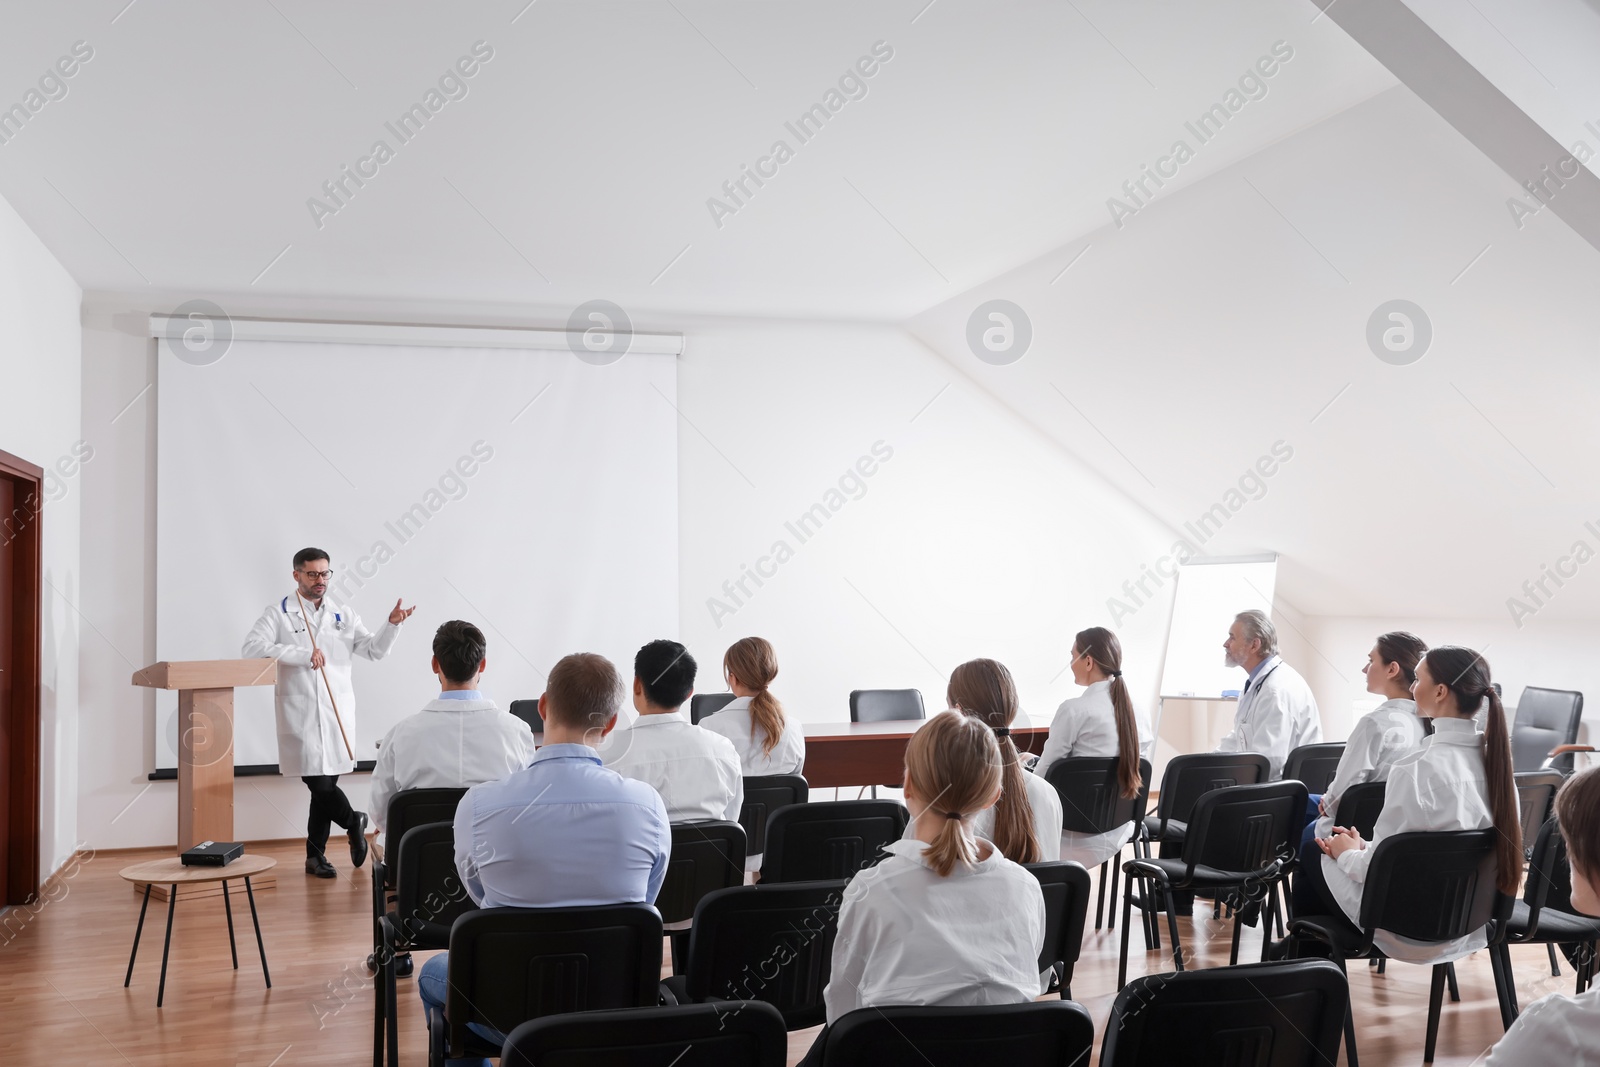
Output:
[1229,908,1243,966]
[1118,877,1135,990]
[1335,958,1359,1067]
[1109,855,1121,932]
[1164,885,1186,972]
[1096,861,1108,930]
[1377,956,1387,975]
[1446,961,1460,1002]
[1491,942,1519,1028]
[1425,964,1447,1063]
[1549,943,1562,977]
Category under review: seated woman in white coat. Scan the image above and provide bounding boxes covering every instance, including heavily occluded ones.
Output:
[1034,626,1152,868]
[1295,645,1522,963]
[904,660,1062,863]
[801,712,1045,1066]
[1303,631,1429,848]
[1487,765,1600,1065]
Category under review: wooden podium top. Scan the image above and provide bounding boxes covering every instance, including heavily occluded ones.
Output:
[132,659,278,690]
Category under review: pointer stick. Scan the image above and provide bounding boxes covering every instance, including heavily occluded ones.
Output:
[296,590,355,761]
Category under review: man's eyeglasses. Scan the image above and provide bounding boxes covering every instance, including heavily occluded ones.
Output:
[299,570,333,581]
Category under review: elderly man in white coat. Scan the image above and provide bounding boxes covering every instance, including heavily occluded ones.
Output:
[1216,608,1322,781]
[243,547,414,877]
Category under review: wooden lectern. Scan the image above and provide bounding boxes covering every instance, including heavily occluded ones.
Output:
[132,659,277,853]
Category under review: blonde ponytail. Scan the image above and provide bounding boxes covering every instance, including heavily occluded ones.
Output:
[724,637,786,756]
[905,712,1003,877]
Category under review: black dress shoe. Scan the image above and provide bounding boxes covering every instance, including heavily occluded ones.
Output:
[305,854,336,878]
[349,812,369,869]
[364,950,416,977]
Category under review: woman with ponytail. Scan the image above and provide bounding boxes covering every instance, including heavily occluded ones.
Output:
[1307,631,1429,845]
[942,659,1063,863]
[1304,645,1522,964]
[1035,626,1152,867]
[701,637,805,776]
[807,712,1045,1063]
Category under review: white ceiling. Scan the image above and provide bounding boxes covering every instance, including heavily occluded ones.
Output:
[0,0,1393,319]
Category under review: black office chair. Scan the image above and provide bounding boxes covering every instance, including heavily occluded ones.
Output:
[1494,817,1600,1022]
[691,692,738,725]
[849,689,924,797]
[500,1001,788,1067]
[760,800,909,883]
[431,904,664,1066]
[660,879,847,1029]
[508,698,544,733]
[1511,686,1584,773]
[661,821,747,973]
[1043,756,1152,930]
[1119,780,1307,989]
[1283,742,1346,795]
[376,822,477,1067]
[1517,770,1565,861]
[817,1000,1096,1066]
[1025,861,1092,999]
[1331,781,1386,840]
[739,774,809,866]
[1101,959,1349,1066]
[368,787,467,978]
[1287,829,1515,1066]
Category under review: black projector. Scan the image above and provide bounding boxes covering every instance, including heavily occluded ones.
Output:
[180,841,244,866]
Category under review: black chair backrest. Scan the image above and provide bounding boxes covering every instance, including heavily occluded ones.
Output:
[1153,753,1272,831]
[1516,770,1565,858]
[1181,780,1307,874]
[1283,743,1346,795]
[819,1001,1095,1067]
[1511,686,1584,773]
[761,800,909,883]
[682,879,848,1030]
[502,1001,788,1067]
[1045,757,1151,835]
[1358,830,1507,943]
[740,775,809,856]
[445,904,663,1055]
[508,698,543,732]
[659,821,747,926]
[691,692,738,725]
[1025,861,1092,993]
[1101,959,1349,1066]
[1332,781,1386,840]
[1521,817,1594,929]
[392,821,476,946]
[848,689,925,724]
[383,787,468,887]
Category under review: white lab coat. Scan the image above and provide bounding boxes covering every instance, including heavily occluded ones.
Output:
[903,761,1064,863]
[699,696,806,776]
[1486,984,1600,1065]
[599,710,745,824]
[1313,698,1427,838]
[1035,680,1155,867]
[1216,655,1322,780]
[367,697,535,840]
[242,593,401,776]
[823,837,1045,1024]
[1322,717,1494,964]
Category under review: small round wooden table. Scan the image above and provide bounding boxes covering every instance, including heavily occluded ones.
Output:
[118,854,275,1007]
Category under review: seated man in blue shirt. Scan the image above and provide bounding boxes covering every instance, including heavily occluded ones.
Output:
[417,652,671,1062]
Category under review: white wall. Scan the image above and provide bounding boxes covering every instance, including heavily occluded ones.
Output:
[0,192,83,876]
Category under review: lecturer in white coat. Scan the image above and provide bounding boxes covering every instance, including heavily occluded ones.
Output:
[1216,609,1321,781]
[242,547,414,877]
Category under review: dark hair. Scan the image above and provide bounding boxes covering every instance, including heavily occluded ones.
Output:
[432,620,486,684]
[1374,631,1427,687]
[1421,646,1521,895]
[1556,766,1600,887]
[293,547,330,569]
[947,659,1039,865]
[635,639,696,709]
[543,653,623,732]
[1075,626,1142,799]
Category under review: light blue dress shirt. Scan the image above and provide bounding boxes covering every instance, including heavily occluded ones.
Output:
[437,689,483,700]
[452,743,670,908]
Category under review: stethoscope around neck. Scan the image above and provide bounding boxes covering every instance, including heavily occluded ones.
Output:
[281,595,342,635]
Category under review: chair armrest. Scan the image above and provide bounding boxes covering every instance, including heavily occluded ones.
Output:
[660,974,690,1006]
[1550,745,1595,757]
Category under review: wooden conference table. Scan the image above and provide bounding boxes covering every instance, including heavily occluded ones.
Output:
[800,720,1049,789]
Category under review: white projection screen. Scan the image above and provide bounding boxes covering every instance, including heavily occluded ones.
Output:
[1159,555,1278,699]
[154,338,679,771]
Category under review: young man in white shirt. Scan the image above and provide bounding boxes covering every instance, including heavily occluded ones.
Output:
[601,639,744,824]
[368,619,535,852]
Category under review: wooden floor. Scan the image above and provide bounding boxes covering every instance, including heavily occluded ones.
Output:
[0,840,1576,1065]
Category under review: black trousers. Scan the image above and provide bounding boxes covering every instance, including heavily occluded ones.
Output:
[301,774,354,858]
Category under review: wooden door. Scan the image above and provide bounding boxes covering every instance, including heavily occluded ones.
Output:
[0,448,42,905]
